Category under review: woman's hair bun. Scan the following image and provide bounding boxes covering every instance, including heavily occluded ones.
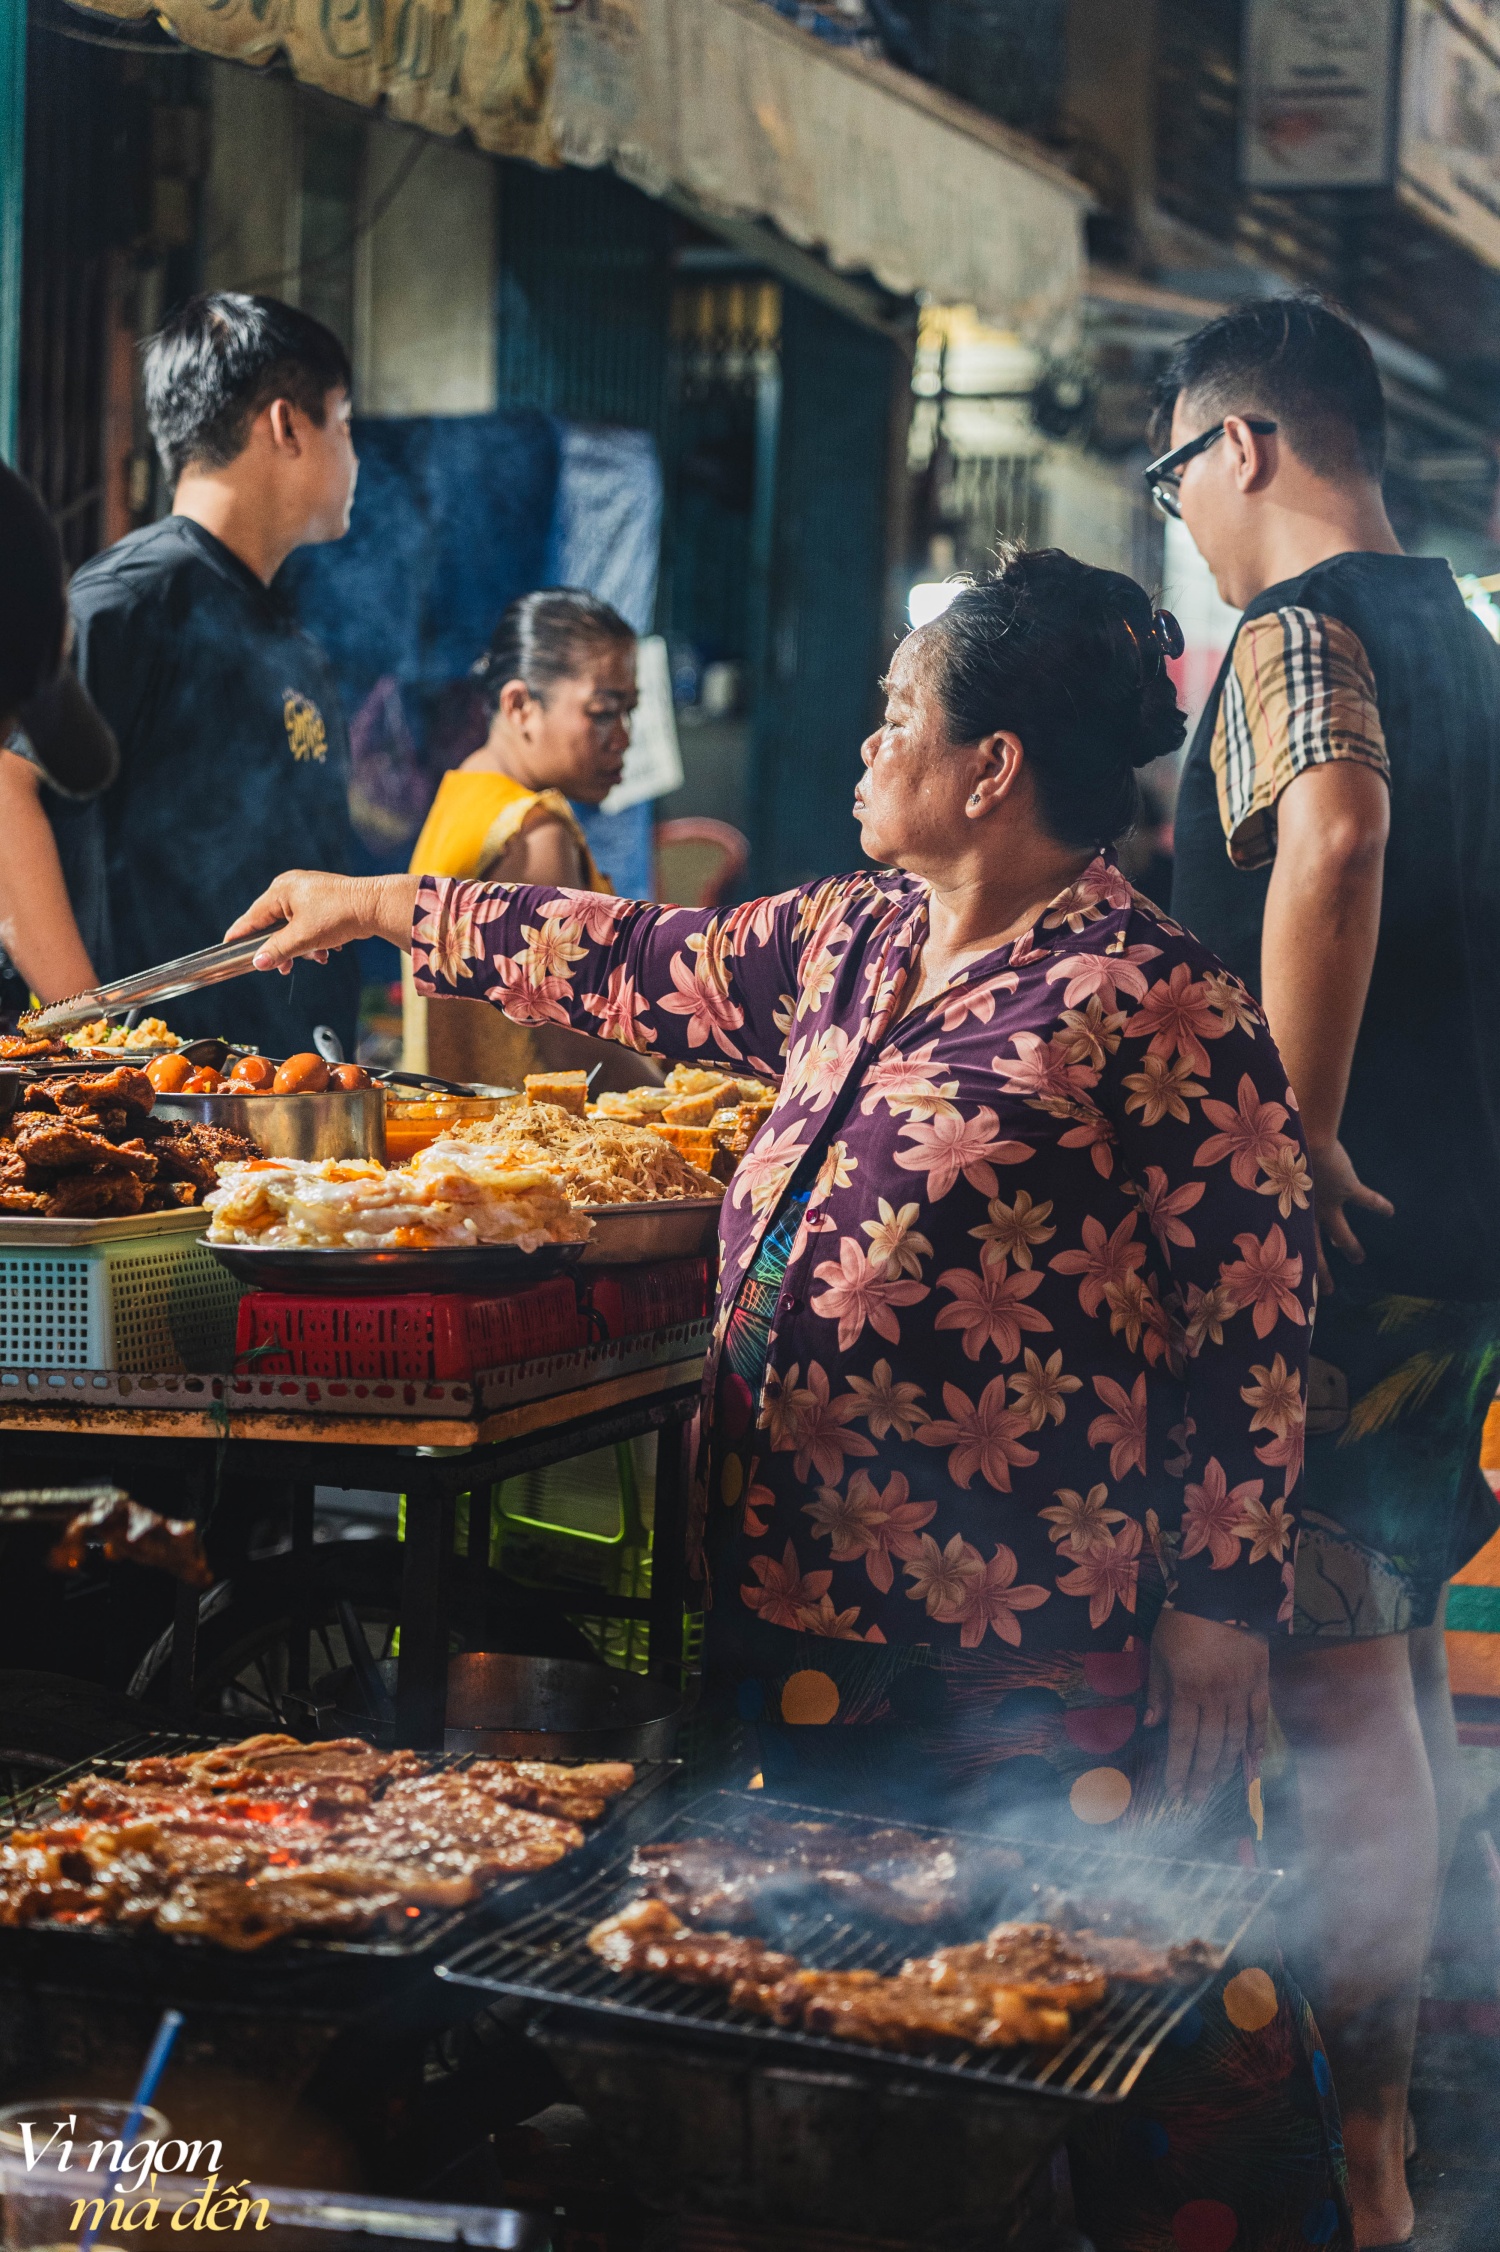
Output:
[473,587,635,715]
[921,544,1188,848]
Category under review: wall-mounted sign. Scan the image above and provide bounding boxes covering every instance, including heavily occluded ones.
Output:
[1240,0,1400,189]
[64,0,554,162]
[1399,0,1500,269]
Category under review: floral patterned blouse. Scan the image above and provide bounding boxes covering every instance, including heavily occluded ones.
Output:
[411,854,1314,1650]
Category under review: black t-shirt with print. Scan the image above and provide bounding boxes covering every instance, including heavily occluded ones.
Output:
[69,518,360,1057]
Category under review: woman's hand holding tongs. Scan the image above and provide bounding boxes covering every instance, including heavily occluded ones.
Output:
[225,870,422,972]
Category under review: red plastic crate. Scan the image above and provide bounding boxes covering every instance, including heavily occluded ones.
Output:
[235,1278,586,1380]
[583,1257,715,1341]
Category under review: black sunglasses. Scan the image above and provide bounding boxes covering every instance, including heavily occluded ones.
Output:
[1143,418,1278,519]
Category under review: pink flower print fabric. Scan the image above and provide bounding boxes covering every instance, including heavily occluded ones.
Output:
[411,853,1314,1645]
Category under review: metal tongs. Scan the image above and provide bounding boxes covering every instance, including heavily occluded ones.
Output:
[20,924,289,1035]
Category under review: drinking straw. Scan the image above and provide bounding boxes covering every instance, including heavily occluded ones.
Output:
[78,2007,184,2252]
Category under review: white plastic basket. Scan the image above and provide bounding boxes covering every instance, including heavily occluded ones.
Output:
[0,1233,243,1371]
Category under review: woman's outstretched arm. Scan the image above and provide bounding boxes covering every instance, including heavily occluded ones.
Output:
[226,867,820,1077]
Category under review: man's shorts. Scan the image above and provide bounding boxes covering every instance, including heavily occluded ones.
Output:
[1292,1283,1500,1639]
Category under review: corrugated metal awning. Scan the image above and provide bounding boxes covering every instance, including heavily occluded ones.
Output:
[69,0,1087,327]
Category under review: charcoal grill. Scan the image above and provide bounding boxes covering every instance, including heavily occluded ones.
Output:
[438,1787,1282,2106]
[439,1789,1282,2243]
[0,1729,673,2020]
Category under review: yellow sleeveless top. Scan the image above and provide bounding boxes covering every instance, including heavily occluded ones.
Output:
[402,769,610,1074]
[408,769,609,889]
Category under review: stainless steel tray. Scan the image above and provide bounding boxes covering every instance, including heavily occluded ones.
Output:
[579,1196,722,1265]
[206,1239,588,1293]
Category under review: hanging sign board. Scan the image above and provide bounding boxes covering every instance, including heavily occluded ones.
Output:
[1240,0,1400,189]
[1399,0,1500,269]
[67,0,554,162]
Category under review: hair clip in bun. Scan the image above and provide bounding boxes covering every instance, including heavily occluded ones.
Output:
[1151,609,1185,661]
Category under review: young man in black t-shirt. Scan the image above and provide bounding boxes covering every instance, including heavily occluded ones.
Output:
[66,293,362,1057]
[1153,296,1500,2249]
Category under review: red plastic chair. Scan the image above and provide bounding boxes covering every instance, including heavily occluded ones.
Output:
[654,817,750,907]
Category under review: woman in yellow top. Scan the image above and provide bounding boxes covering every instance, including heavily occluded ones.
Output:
[403,588,636,1085]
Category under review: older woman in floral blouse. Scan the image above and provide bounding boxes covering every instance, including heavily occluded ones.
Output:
[229,548,1349,2252]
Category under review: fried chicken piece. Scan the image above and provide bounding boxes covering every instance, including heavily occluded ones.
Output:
[43,1171,147,1218]
[11,1117,118,1172]
[0,1183,50,1214]
[910,1923,1110,2013]
[0,1033,67,1059]
[46,1496,211,1587]
[13,1117,156,1176]
[147,1119,261,1191]
[52,1066,154,1115]
[142,1177,202,1210]
[16,1084,58,1113]
[83,1105,131,1142]
[586,1897,799,1985]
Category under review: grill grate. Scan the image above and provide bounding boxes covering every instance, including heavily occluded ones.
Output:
[0,1730,674,1964]
[439,1788,1282,2105]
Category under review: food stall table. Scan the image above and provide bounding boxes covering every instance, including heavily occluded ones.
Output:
[0,1353,704,1747]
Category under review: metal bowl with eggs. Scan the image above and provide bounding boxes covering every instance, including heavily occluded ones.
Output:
[148,1050,387,1161]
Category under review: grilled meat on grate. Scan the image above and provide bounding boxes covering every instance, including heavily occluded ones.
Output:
[776,1968,1071,2052]
[384,1758,633,1828]
[629,1841,786,1927]
[124,1733,407,1792]
[0,1734,636,1950]
[586,1891,1218,2057]
[1068,1930,1221,1984]
[631,1817,1017,1931]
[910,1922,1110,2012]
[588,1897,799,1987]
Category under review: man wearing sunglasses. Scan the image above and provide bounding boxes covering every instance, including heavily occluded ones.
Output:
[1153,293,1500,2251]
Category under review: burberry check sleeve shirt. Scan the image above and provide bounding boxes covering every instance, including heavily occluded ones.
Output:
[1211,607,1390,869]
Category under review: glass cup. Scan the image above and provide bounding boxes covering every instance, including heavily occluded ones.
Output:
[0,2101,170,2251]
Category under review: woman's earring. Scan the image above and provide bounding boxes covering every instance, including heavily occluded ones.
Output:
[968,791,982,807]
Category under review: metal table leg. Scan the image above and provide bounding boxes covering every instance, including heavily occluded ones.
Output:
[168,1451,213,1730]
[395,1479,454,1750]
[648,1405,693,1681]
[168,1575,199,1730]
[463,1473,490,1649]
[287,1481,316,1734]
